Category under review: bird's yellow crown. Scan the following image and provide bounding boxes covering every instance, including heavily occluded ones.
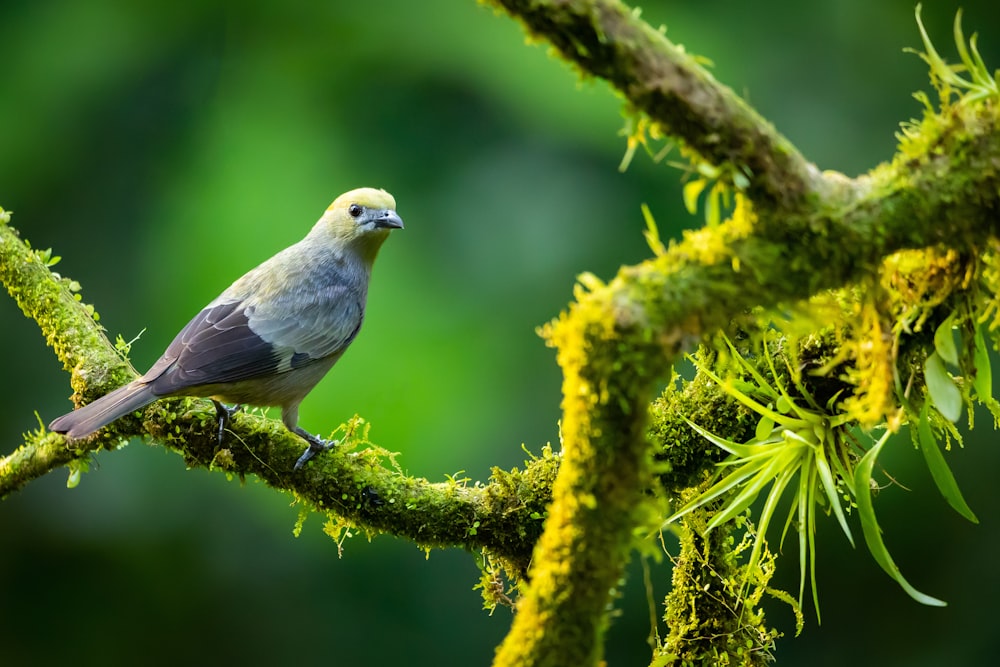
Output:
[326,187,396,213]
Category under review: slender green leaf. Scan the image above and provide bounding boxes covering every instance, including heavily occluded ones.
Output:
[685,417,782,458]
[723,336,780,403]
[924,352,963,422]
[786,464,808,601]
[706,455,786,530]
[828,445,858,499]
[685,417,747,457]
[917,403,978,523]
[664,456,771,525]
[968,33,996,91]
[854,433,947,607]
[814,451,855,546]
[697,361,802,429]
[779,471,804,553]
[806,465,821,622]
[714,447,785,468]
[953,9,971,72]
[743,463,799,588]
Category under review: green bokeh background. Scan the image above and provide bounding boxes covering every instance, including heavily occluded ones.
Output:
[3,1,1000,664]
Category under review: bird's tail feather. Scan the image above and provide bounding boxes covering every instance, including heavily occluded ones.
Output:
[49,382,158,439]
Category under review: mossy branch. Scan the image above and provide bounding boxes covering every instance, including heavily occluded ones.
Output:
[485,0,818,211]
[0,213,137,492]
[0,211,555,571]
[495,283,668,666]
[483,1,1000,666]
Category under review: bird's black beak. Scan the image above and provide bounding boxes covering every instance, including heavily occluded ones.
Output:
[373,209,404,230]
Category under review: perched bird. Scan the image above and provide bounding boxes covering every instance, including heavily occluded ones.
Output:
[49,187,403,470]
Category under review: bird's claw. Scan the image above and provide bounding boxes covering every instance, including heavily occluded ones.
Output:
[212,401,243,445]
[293,434,339,470]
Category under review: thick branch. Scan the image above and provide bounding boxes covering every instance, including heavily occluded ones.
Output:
[495,296,666,666]
[148,409,559,571]
[618,103,1000,346]
[486,0,818,210]
[0,211,138,490]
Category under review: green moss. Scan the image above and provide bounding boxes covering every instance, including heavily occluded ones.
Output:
[661,511,780,666]
[0,214,135,399]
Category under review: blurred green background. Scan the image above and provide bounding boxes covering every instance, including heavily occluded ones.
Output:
[3,0,1000,664]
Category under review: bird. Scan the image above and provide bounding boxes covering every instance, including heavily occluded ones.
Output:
[49,187,403,470]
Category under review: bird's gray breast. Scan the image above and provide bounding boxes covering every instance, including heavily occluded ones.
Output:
[243,254,368,367]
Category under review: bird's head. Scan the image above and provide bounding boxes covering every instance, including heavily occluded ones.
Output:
[316,187,404,263]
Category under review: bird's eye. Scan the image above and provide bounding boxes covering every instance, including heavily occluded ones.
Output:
[348,204,363,218]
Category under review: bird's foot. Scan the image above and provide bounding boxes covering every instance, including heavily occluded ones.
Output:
[212,401,243,445]
[292,428,338,471]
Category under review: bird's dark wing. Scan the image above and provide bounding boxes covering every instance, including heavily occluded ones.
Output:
[143,300,283,394]
[142,282,364,395]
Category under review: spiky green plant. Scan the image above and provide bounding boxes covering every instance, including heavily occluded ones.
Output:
[665,334,952,621]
